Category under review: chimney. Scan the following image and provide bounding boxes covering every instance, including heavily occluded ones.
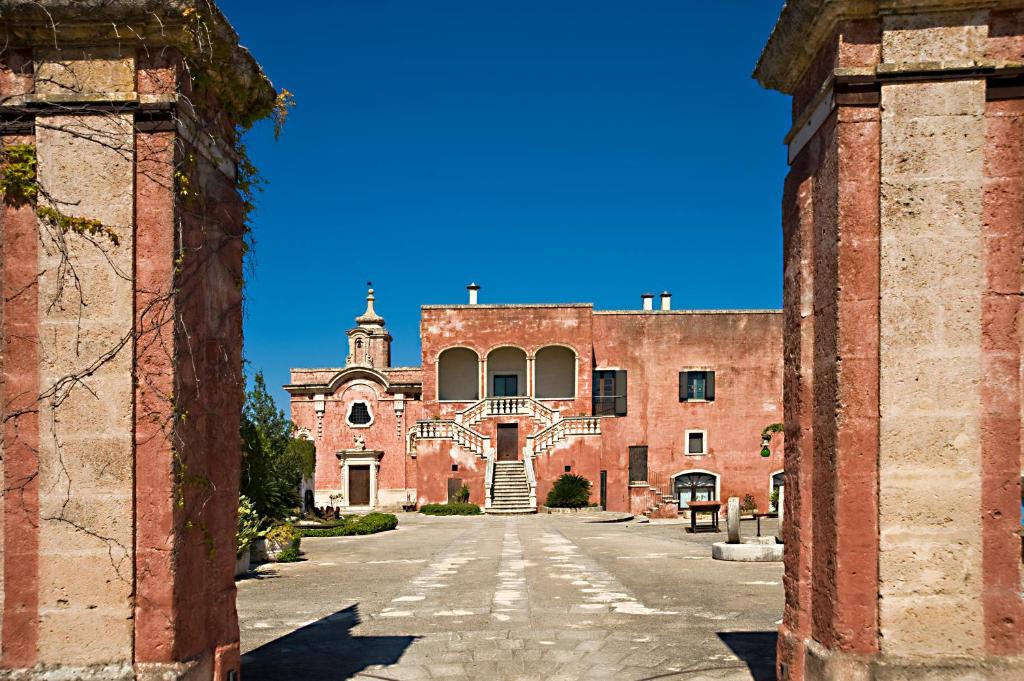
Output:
[641,293,654,311]
[467,282,480,305]
[660,291,672,311]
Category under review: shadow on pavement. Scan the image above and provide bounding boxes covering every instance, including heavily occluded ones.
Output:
[242,603,417,680]
[717,630,777,681]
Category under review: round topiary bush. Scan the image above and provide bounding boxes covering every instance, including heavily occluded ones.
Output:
[545,473,592,508]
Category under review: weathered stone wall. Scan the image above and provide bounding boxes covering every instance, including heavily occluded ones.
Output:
[757,2,1024,678]
[878,13,988,657]
[0,2,274,678]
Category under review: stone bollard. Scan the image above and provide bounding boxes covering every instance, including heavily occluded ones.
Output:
[727,496,741,544]
[776,486,784,543]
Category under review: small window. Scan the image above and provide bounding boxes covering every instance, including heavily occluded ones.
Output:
[686,430,706,455]
[356,339,363,349]
[347,401,372,426]
[679,370,715,402]
[593,370,627,416]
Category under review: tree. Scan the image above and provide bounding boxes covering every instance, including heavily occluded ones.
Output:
[240,371,314,520]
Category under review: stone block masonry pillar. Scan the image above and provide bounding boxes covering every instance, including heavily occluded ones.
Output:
[757,2,1024,679]
[0,1,276,679]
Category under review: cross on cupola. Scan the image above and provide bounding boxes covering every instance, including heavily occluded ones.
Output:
[346,283,392,368]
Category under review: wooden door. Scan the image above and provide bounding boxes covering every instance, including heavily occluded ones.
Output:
[497,424,519,461]
[628,446,648,484]
[349,465,371,505]
[600,470,607,509]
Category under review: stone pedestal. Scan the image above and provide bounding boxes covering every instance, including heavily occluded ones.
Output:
[0,2,275,678]
[757,2,1024,679]
[726,497,741,544]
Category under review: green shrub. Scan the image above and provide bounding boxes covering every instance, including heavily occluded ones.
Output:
[276,546,301,562]
[741,494,757,512]
[297,512,398,537]
[452,484,471,504]
[545,473,591,508]
[420,502,482,516]
[264,523,296,546]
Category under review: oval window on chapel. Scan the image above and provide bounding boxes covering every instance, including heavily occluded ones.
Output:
[348,401,372,426]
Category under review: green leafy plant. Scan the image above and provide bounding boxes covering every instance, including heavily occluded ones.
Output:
[545,473,592,508]
[241,372,314,520]
[770,488,780,512]
[760,423,784,457]
[236,494,266,556]
[741,494,758,513]
[264,523,296,548]
[452,484,471,504]
[275,546,301,562]
[420,502,481,516]
[297,512,398,537]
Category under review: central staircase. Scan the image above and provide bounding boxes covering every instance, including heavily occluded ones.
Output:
[489,461,535,514]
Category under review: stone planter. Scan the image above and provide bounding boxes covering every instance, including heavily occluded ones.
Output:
[251,537,292,563]
[234,548,251,577]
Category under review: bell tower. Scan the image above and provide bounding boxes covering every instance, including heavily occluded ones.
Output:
[346,283,392,369]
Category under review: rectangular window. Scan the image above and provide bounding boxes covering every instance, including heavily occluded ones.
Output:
[679,370,715,402]
[628,446,648,483]
[593,370,627,416]
[686,430,707,455]
[493,375,518,397]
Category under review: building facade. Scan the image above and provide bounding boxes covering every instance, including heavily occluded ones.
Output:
[286,286,783,516]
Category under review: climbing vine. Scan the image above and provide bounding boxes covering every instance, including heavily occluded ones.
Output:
[0,0,294,570]
[0,144,120,244]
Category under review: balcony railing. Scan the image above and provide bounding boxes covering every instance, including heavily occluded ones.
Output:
[413,419,490,458]
[528,416,601,455]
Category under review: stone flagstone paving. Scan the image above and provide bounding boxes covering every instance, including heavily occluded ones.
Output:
[238,513,782,680]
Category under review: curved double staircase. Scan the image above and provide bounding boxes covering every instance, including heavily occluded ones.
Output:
[408,396,601,514]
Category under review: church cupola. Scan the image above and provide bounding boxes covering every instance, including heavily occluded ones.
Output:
[346,283,392,368]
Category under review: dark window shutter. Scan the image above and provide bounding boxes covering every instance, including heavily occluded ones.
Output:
[614,370,627,416]
[679,371,688,401]
[705,371,715,401]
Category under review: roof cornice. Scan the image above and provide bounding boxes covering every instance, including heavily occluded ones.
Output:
[754,0,1024,94]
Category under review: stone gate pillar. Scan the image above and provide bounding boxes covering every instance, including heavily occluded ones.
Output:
[0,1,275,678]
[756,2,1024,679]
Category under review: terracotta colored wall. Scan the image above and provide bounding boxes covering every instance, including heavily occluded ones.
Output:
[420,305,594,417]
[592,312,784,513]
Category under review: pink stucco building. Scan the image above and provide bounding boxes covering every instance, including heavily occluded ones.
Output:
[286,286,783,516]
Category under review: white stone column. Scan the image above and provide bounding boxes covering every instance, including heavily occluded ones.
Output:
[527,356,535,397]
[479,357,487,398]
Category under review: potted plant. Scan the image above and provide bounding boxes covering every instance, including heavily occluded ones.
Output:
[760,423,783,457]
[236,495,263,576]
[741,494,758,518]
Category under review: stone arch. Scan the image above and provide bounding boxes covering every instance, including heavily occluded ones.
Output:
[486,346,527,397]
[671,469,720,505]
[770,469,784,512]
[438,346,480,401]
[534,345,577,399]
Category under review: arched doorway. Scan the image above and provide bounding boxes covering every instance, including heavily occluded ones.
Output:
[770,470,784,513]
[438,347,480,401]
[534,345,576,399]
[674,471,719,507]
[486,346,527,397]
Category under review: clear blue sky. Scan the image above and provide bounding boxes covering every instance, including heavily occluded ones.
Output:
[218,1,790,411]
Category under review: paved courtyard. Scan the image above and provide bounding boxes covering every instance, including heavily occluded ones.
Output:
[238,513,783,680]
